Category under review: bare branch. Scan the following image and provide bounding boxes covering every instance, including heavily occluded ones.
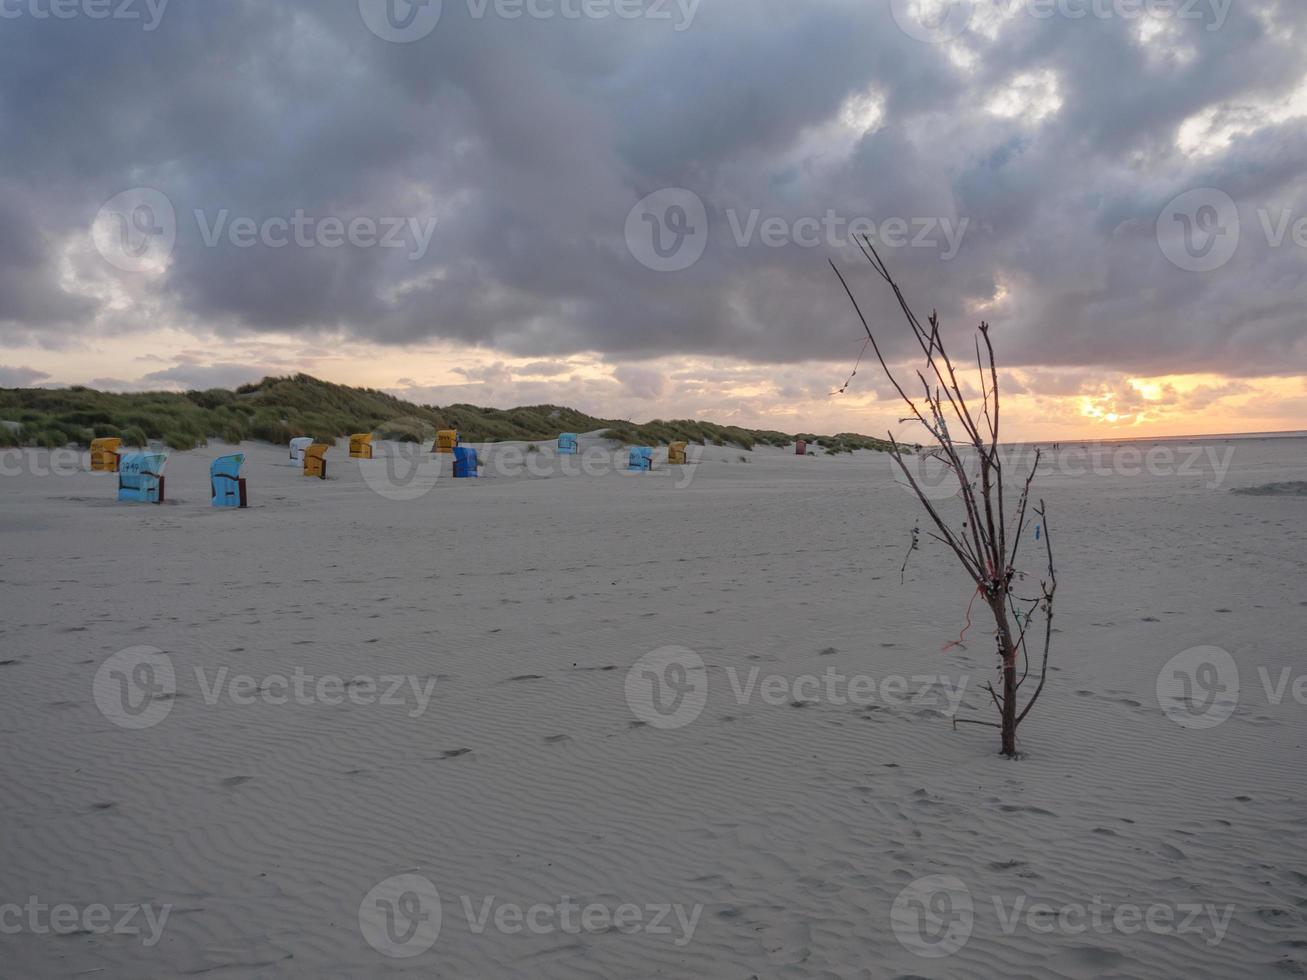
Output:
[829,251,1057,757]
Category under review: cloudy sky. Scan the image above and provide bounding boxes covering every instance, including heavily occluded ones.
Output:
[1,0,1305,439]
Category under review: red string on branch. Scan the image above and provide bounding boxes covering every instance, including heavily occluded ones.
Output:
[942,585,982,652]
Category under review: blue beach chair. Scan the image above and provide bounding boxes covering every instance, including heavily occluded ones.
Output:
[210,454,248,508]
[628,447,653,472]
[453,446,479,479]
[117,453,167,504]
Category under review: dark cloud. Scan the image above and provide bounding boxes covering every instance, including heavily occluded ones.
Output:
[0,190,98,343]
[0,365,51,387]
[519,361,575,377]
[0,0,1305,388]
[140,362,276,390]
[613,365,667,399]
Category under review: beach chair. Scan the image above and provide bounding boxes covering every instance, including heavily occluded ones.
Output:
[117,453,166,504]
[289,437,314,466]
[210,454,248,508]
[435,430,459,455]
[303,443,329,480]
[558,433,579,456]
[349,433,374,460]
[453,446,479,479]
[668,441,688,465]
[796,440,808,456]
[90,438,122,473]
[629,447,653,472]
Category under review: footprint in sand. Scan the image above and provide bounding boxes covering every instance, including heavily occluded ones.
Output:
[1256,906,1302,926]
[1053,947,1126,972]
[1152,842,1187,861]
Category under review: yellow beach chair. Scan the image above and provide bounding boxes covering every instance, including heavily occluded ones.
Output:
[90,438,122,473]
[304,443,329,480]
[350,433,374,460]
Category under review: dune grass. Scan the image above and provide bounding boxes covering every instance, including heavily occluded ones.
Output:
[0,374,897,454]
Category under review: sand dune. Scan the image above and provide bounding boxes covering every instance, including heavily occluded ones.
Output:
[1,436,1305,977]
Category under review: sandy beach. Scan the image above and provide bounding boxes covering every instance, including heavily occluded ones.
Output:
[1,435,1304,978]
[6,0,1307,973]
